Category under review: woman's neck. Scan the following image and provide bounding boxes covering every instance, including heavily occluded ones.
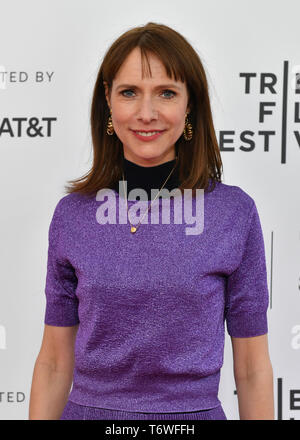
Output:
[112,156,180,200]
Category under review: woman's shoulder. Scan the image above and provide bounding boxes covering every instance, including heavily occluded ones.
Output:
[207,179,255,214]
[52,191,95,219]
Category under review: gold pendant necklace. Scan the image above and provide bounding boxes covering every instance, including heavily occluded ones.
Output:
[122,156,178,234]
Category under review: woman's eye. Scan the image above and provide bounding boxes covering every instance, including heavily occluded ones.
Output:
[120,89,176,99]
[121,89,135,97]
[161,89,176,99]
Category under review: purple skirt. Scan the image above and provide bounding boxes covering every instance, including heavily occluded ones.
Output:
[60,400,227,420]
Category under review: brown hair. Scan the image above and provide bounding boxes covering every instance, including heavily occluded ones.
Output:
[64,22,223,197]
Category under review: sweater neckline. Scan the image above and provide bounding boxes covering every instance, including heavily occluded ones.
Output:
[111,187,182,205]
[111,156,180,202]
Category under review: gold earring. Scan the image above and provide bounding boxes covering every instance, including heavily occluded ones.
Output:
[183,113,193,141]
[106,108,114,135]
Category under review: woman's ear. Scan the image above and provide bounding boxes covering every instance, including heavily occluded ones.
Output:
[103,81,111,109]
[187,100,192,115]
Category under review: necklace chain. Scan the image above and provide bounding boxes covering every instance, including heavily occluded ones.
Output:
[121,157,179,234]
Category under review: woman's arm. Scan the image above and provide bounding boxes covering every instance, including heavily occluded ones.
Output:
[231,333,274,420]
[29,324,78,420]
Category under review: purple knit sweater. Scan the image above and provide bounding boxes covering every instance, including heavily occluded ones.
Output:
[44,180,269,412]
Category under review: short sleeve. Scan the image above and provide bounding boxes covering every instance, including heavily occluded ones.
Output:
[44,199,80,326]
[225,200,269,337]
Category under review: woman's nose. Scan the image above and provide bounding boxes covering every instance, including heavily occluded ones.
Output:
[136,97,158,121]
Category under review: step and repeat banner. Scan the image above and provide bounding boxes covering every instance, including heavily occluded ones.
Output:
[0,0,299,420]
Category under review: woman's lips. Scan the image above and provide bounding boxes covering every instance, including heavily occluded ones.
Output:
[131,129,166,141]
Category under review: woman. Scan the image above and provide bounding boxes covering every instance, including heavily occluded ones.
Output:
[29,22,274,420]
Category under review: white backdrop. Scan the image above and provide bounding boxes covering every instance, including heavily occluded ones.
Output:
[0,0,299,420]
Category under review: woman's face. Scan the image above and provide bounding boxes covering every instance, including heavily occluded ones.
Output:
[104,47,190,167]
